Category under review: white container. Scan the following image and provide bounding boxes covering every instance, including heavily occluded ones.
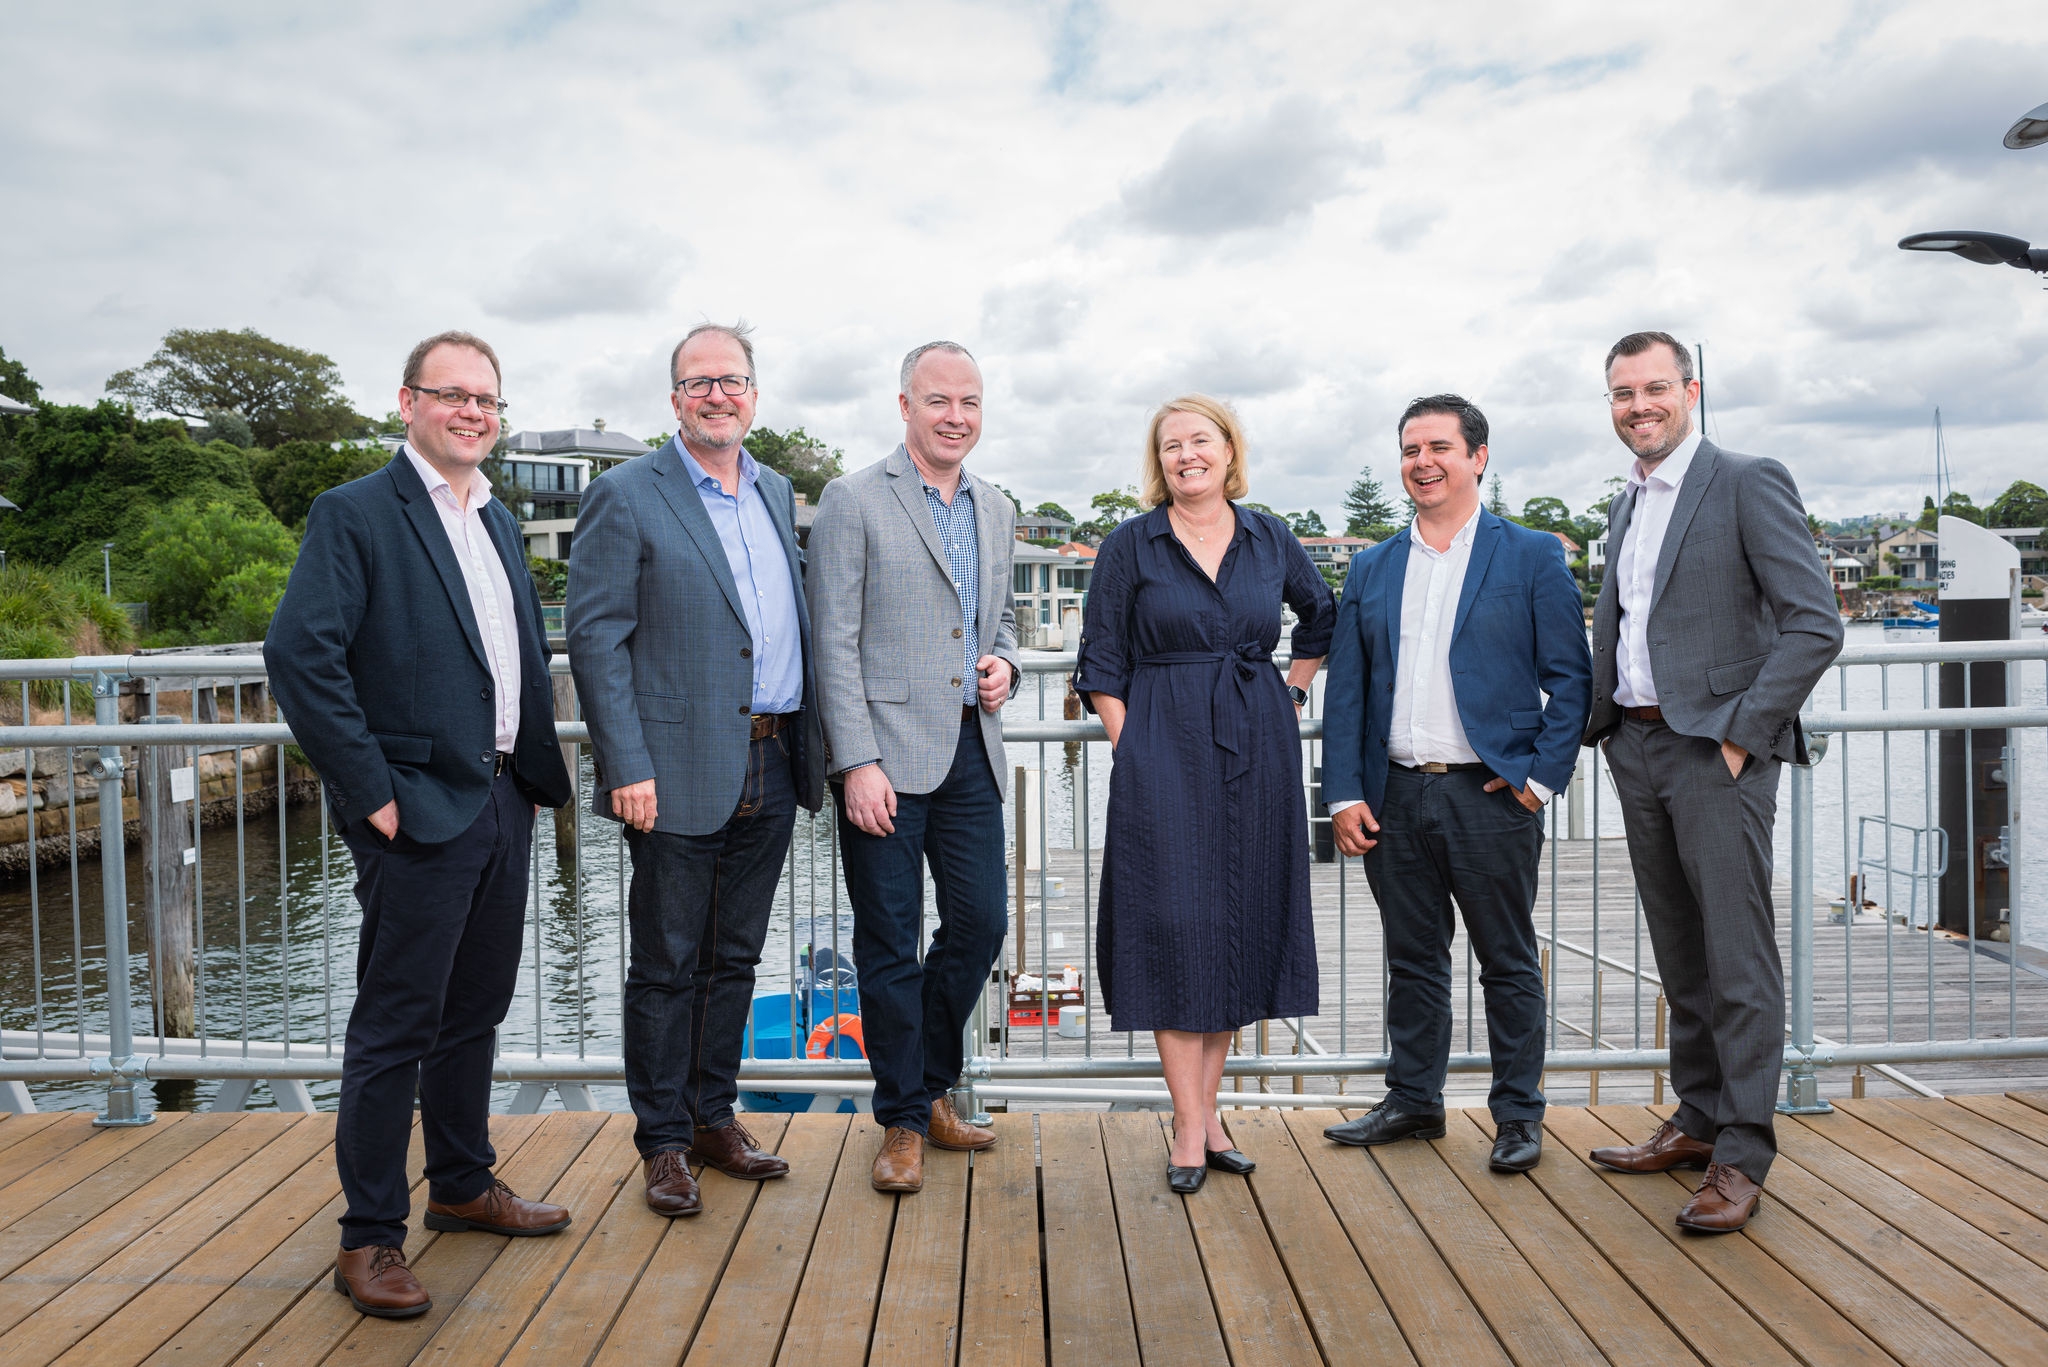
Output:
[1058,1006,1087,1038]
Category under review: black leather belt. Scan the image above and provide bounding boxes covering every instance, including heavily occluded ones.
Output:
[1622,705,1664,722]
[750,712,796,741]
[1394,761,1489,773]
[492,752,513,776]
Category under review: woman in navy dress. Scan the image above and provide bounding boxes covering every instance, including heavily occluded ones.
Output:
[1073,394,1336,1191]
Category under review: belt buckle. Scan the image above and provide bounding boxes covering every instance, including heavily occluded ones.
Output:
[1418,762,1449,774]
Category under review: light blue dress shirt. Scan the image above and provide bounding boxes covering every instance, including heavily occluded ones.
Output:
[922,474,980,705]
[676,443,804,715]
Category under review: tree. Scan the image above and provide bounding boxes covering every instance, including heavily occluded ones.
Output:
[1487,472,1509,516]
[1343,468,1398,540]
[1076,486,1144,541]
[0,344,41,405]
[248,439,388,527]
[105,327,372,447]
[743,425,844,504]
[1285,509,1328,537]
[1939,490,1984,526]
[1987,480,2048,528]
[1916,495,1939,531]
[1517,496,1575,539]
[1030,501,1076,525]
[135,498,298,641]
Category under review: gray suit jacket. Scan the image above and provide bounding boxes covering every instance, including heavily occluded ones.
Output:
[806,445,1020,796]
[1583,438,1842,763]
[566,437,825,836]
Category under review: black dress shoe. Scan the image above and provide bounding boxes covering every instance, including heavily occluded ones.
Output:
[1489,1119,1542,1172]
[1167,1164,1207,1194]
[1323,1099,1447,1147]
[1205,1147,1256,1175]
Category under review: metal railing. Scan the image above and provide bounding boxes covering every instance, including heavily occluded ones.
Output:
[0,637,2043,1122]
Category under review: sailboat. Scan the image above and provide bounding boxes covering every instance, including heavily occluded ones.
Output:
[1884,410,1951,641]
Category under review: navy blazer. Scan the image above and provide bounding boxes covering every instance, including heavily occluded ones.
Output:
[1322,510,1592,815]
[566,437,825,836]
[265,452,573,842]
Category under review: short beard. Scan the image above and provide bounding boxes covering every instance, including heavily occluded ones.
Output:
[680,410,745,452]
[1627,415,1692,463]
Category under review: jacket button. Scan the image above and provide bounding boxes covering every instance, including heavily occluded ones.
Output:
[950,677,962,688]
[738,704,749,714]
[740,647,752,658]
[481,688,491,700]
[952,628,962,639]
[480,752,494,763]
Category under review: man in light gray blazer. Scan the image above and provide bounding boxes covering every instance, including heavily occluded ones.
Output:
[568,322,825,1220]
[1581,330,1842,1233]
[806,340,1019,1194]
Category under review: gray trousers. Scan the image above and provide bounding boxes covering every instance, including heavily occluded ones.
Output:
[1605,718,1783,1184]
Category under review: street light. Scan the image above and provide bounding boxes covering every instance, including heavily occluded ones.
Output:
[1898,230,2048,272]
[103,542,113,597]
[2005,101,2048,151]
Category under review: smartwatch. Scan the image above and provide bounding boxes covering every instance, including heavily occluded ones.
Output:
[1286,685,1309,707]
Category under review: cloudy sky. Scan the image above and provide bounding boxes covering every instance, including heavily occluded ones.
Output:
[6,1,2047,527]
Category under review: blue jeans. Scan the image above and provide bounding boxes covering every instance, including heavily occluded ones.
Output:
[623,732,796,1157]
[836,713,1008,1133]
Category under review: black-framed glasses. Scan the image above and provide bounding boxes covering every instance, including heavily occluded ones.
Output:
[410,385,509,415]
[1605,379,1683,407]
[675,374,754,399]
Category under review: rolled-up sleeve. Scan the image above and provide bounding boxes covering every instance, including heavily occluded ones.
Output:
[1071,531,1133,712]
[1281,535,1337,658]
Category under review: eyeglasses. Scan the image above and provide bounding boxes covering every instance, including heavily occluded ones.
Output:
[674,374,754,399]
[1605,379,1683,407]
[410,385,509,415]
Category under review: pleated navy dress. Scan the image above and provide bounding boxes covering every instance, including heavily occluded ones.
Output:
[1073,505,1337,1034]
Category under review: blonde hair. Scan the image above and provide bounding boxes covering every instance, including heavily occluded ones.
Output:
[1140,394,1250,507]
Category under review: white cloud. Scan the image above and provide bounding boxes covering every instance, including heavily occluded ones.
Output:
[1120,96,1380,237]
[490,227,692,323]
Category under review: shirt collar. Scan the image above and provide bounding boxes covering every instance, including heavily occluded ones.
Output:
[923,467,973,502]
[403,444,492,510]
[1627,427,1703,492]
[1407,503,1482,552]
[675,440,759,494]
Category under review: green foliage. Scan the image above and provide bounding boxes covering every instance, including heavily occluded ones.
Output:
[0,562,135,708]
[1029,501,1076,524]
[1076,486,1144,541]
[1939,490,1984,526]
[529,555,568,599]
[248,439,388,527]
[1518,496,1576,539]
[1343,468,1398,540]
[743,425,845,504]
[195,408,255,448]
[0,344,42,405]
[136,499,298,641]
[105,327,372,447]
[1487,473,1508,516]
[1284,509,1328,537]
[1863,575,1903,590]
[1987,480,2048,528]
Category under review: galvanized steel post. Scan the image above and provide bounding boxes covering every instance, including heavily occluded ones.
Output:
[1781,749,1831,1114]
[89,666,152,1126]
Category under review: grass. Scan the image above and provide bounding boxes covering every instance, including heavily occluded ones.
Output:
[0,563,136,712]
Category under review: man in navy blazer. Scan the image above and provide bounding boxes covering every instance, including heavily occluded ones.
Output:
[266,331,574,1319]
[1321,394,1591,1172]
[568,323,825,1219]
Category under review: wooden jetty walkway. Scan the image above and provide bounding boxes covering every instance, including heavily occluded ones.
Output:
[3,1097,2048,1364]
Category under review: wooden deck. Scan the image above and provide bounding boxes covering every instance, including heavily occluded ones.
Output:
[3,1099,2048,1365]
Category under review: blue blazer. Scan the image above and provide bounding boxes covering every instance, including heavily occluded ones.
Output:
[1322,510,1592,815]
[566,438,825,836]
[265,452,573,843]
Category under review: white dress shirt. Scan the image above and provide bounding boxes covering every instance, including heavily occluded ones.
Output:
[405,446,523,753]
[1611,428,1703,708]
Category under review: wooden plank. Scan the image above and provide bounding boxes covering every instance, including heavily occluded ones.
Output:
[0,1113,200,1239]
[1281,1109,1508,1367]
[675,1112,849,1367]
[151,1117,528,1367]
[1436,1112,1701,1367]
[775,1120,896,1367]
[1895,1099,2048,1186]
[1771,1106,2048,1332]
[1793,1106,2048,1274]
[1099,1111,1229,1367]
[0,1115,282,1335]
[1520,1113,1799,1367]
[1543,1108,1893,1365]
[1955,1094,2048,1151]
[2008,1092,2048,1122]
[6,1114,329,1365]
[589,1113,801,1367]
[1365,1117,1600,1367]
[0,1117,107,1196]
[1851,1099,2048,1214]
[0,1114,70,1163]
[317,1108,611,1367]
[1037,1113,1142,1367]
[867,1128,969,1367]
[1175,1120,1321,1367]
[959,1113,1044,1367]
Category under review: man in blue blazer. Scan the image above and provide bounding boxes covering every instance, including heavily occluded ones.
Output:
[1321,394,1592,1172]
[567,323,825,1220]
[266,331,575,1319]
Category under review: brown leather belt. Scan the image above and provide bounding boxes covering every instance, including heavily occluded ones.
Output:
[1395,761,1489,774]
[749,711,796,741]
[1622,705,1664,722]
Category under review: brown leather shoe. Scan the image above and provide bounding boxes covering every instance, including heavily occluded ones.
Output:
[424,1177,570,1236]
[333,1244,431,1319]
[872,1126,925,1192]
[926,1096,996,1152]
[1588,1119,1715,1173]
[688,1119,789,1180]
[644,1150,702,1217]
[1677,1163,1762,1232]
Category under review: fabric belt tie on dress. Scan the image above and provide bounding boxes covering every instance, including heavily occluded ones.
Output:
[1134,642,1270,782]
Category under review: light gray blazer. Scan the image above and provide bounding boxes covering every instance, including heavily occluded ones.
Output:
[806,445,1020,796]
[565,437,825,836]
[1583,438,1843,763]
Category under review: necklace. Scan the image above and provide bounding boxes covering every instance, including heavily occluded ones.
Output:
[1171,504,1229,544]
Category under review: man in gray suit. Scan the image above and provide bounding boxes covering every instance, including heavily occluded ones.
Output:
[568,322,825,1218]
[807,341,1019,1194]
[1581,331,1842,1232]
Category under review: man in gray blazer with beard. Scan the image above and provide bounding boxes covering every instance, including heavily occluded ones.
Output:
[1581,330,1841,1233]
[806,340,1019,1195]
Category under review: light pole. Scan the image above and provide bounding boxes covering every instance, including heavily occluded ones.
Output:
[1898,99,2048,275]
[102,542,113,597]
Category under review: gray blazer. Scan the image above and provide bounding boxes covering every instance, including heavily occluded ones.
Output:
[1583,438,1843,763]
[806,445,1020,796]
[566,437,825,836]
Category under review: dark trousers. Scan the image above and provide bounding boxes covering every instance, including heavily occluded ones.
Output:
[335,769,531,1250]
[1606,718,1784,1185]
[623,732,796,1157]
[1363,766,1547,1122]
[836,713,1008,1133]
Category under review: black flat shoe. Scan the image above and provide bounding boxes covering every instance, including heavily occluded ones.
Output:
[1324,1099,1447,1148]
[1205,1147,1256,1175]
[1489,1118,1542,1172]
[1167,1163,1207,1194]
